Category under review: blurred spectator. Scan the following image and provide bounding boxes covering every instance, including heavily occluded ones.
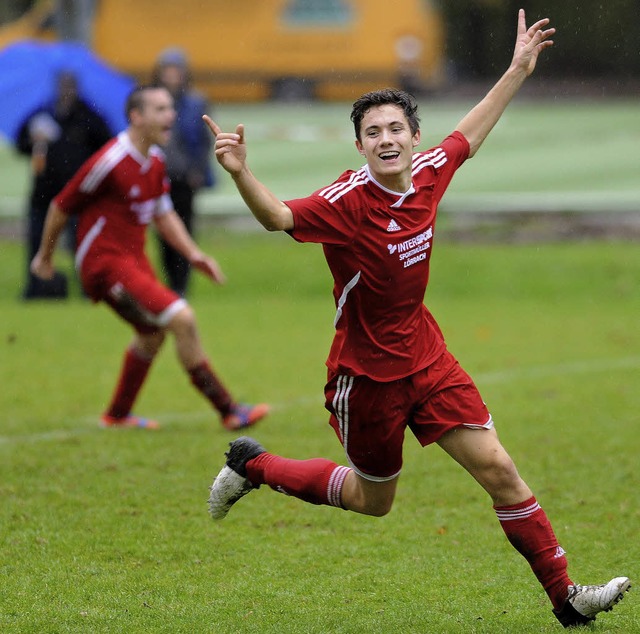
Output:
[16,70,111,299]
[151,48,215,297]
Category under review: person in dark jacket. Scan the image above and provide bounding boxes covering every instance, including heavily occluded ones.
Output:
[151,48,215,297]
[16,70,112,299]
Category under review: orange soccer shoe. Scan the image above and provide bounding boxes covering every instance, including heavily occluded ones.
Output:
[100,413,160,430]
[222,403,270,431]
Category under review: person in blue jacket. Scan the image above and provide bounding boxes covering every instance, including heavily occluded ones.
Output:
[152,48,215,296]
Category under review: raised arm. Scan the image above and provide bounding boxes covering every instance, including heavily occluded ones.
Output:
[202,115,294,232]
[455,9,555,158]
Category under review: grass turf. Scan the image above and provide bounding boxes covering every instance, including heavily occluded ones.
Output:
[0,230,638,633]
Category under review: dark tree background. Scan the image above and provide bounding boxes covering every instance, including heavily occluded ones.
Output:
[438,0,640,79]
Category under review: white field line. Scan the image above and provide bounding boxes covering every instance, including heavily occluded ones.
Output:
[1,356,639,446]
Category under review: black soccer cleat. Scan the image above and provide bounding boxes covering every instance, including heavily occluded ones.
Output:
[207,436,266,519]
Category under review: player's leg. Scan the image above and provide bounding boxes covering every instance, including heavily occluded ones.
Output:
[99,277,170,428]
[410,352,573,615]
[208,435,398,520]
[417,353,574,613]
[102,329,165,428]
[166,304,269,429]
[97,260,191,428]
[439,426,571,606]
[437,426,630,625]
[208,373,406,519]
[340,470,397,516]
[245,445,397,516]
[437,425,532,505]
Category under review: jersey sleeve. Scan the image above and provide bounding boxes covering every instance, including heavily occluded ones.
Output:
[430,131,470,204]
[285,171,362,246]
[54,148,109,215]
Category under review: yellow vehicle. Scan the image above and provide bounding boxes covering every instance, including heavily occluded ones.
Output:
[1,0,445,102]
[94,0,444,101]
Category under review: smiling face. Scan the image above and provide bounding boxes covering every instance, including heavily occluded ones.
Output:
[355,104,421,193]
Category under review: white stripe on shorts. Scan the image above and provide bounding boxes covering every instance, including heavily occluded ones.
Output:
[462,414,494,431]
[332,375,354,452]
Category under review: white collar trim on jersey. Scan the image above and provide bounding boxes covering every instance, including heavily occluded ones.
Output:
[118,131,159,172]
[363,164,415,208]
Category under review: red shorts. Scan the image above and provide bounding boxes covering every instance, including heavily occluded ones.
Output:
[80,254,186,334]
[324,349,493,481]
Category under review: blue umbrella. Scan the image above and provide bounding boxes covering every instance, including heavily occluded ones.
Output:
[0,40,135,142]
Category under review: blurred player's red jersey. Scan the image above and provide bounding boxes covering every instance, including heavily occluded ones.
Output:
[287,131,469,381]
[55,131,172,269]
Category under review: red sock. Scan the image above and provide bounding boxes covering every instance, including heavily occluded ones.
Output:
[188,360,234,415]
[246,453,350,508]
[495,496,572,609]
[105,347,153,418]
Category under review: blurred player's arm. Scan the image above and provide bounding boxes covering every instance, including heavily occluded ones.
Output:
[154,210,226,284]
[30,202,68,280]
[202,115,294,232]
[456,9,555,158]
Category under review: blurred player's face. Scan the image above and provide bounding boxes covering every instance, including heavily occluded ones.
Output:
[355,104,420,192]
[138,87,176,146]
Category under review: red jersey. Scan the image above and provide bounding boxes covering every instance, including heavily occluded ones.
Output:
[54,131,173,272]
[286,131,469,382]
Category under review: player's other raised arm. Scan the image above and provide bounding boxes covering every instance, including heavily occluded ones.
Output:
[455,9,555,158]
[202,115,294,232]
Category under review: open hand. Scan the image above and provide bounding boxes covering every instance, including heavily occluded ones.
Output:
[190,251,226,285]
[512,9,555,77]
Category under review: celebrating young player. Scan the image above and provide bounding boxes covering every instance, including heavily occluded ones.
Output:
[31,85,269,431]
[204,10,629,628]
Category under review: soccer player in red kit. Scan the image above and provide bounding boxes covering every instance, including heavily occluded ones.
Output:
[31,85,269,431]
[204,11,629,628]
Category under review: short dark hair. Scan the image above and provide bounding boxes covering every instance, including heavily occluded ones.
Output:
[350,88,420,141]
[124,84,168,122]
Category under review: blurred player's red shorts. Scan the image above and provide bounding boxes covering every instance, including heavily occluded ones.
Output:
[80,254,185,333]
[324,349,493,481]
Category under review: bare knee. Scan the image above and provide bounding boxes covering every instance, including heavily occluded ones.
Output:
[481,453,521,489]
[133,331,166,357]
[342,472,397,517]
[168,305,197,336]
[477,454,531,505]
[438,428,532,505]
[361,497,394,517]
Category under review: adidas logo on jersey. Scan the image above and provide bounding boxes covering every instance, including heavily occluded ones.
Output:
[128,184,141,198]
[387,218,401,232]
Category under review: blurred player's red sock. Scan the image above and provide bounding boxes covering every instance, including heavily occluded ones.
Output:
[105,346,153,418]
[247,453,350,508]
[188,360,234,416]
[495,496,572,609]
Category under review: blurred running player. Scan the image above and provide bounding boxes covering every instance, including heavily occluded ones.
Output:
[31,85,268,431]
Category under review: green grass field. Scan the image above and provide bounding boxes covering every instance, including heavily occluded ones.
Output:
[1,96,639,632]
[1,228,639,632]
